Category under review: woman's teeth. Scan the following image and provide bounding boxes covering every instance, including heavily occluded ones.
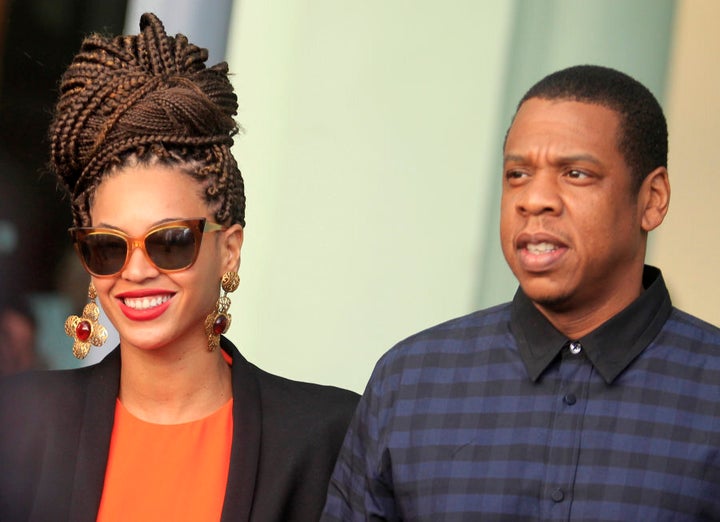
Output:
[123,295,171,310]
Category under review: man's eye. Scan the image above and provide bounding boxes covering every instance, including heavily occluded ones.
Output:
[566,169,589,179]
[505,170,526,180]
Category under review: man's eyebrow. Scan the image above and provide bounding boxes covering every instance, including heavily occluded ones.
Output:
[503,154,524,163]
[557,153,603,166]
[503,153,603,165]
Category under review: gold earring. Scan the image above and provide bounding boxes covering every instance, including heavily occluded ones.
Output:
[65,282,108,359]
[205,271,240,351]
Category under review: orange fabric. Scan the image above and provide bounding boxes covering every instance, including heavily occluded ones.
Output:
[221,349,232,365]
[97,398,233,522]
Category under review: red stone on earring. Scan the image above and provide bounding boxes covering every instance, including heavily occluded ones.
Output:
[213,314,228,335]
[76,320,92,342]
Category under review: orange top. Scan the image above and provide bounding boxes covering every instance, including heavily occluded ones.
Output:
[96,397,233,522]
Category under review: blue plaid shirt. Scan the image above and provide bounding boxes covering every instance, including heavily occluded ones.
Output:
[322,267,720,521]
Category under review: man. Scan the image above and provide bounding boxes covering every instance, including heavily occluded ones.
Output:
[322,65,720,521]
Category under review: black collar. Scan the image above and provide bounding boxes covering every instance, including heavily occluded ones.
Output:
[510,265,672,383]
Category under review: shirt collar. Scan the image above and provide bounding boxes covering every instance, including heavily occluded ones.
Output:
[511,265,672,384]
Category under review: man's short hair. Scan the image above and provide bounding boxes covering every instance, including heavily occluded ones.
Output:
[515,65,667,192]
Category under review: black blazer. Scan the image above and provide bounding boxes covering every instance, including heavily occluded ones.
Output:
[0,338,358,521]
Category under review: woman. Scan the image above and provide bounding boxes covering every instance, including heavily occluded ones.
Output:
[0,13,357,522]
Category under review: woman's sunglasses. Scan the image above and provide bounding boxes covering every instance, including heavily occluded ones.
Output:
[69,218,226,277]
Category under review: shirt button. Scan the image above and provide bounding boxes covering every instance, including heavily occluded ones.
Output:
[551,488,565,502]
[563,393,577,405]
[569,341,582,355]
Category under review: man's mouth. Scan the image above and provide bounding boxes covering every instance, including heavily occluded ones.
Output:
[525,241,558,254]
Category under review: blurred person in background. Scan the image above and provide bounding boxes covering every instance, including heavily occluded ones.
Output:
[0,296,43,376]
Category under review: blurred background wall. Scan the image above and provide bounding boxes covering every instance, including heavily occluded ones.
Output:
[0,0,717,392]
[650,1,720,330]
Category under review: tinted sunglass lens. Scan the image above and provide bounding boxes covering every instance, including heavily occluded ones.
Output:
[145,226,197,270]
[81,234,128,275]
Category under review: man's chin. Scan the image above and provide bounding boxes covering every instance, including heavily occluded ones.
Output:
[519,282,574,312]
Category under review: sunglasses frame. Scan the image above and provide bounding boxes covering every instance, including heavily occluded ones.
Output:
[69,218,226,277]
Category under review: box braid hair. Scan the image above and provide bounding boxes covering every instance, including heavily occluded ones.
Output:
[49,12,245,227]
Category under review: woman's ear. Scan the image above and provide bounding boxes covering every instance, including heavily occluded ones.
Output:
[221,224,244,273]
[639,166,670,232]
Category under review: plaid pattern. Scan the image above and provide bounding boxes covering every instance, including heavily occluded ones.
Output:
[322,269,720,521]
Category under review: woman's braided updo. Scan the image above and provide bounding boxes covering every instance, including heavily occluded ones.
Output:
[49,12,245,227]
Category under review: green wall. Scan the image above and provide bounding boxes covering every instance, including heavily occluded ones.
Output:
[225,0,675,392]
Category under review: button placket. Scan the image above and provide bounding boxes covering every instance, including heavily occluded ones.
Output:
[542,343,591,518]
[563,393,577,405]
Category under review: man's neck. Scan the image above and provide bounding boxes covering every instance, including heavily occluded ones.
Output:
[534,282,644,339]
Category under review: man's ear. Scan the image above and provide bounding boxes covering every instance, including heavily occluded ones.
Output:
[639,166,670,232]
[221,224,244,273]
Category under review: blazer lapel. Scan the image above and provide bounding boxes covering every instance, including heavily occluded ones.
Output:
[68,348,121,521]
[60,342,262,521]
[221,338,262,521]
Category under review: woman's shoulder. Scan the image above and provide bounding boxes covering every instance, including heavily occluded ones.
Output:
[223,339,359,419]
[231,351,358,441]
[1,366,87,395]
[250,362,359,419]
[237,361,359,485]
[0,368,93,472]
[0,366,92,419]
[0,350,119,420]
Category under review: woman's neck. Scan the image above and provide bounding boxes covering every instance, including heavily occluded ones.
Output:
[118,342,232,424]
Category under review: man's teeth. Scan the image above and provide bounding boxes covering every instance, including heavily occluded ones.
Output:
[123,295,171,310]
[526,242,557,254]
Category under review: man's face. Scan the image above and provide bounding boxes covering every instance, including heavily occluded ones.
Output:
[500,98,648,325]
